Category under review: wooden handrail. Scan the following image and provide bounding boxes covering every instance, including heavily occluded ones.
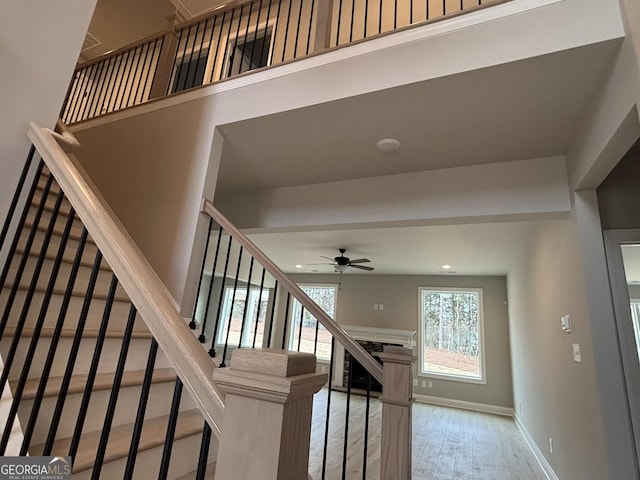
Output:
[202,199,384,384]
[27,122,226,437]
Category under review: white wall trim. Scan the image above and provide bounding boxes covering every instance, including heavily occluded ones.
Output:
[413,393,513,417]
[514,414,559,480]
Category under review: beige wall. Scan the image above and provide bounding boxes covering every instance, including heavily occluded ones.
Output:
[508,216,609,479]
[284,272,513,408]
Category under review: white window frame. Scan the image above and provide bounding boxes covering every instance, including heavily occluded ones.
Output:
[629,298,640,358]
[288,284,338,361]
[216,286,270,347]
[418,286,486,384]
[220,18,276,80]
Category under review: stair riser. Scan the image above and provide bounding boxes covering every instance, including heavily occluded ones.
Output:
[16,229,100,263]
[0,337,171,380]
[5,255,129,301]
[25,210,86,241]
[70,433,217,480]
[19,380,194,446]
[0,291,142,333]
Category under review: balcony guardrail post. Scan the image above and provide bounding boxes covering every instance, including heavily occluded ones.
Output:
[213,348,327,480]
[148,31,179,99]
[313,0,334,51]
[377,345,415,480]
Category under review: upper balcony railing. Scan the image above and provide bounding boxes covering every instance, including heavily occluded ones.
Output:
[62,0,498,124]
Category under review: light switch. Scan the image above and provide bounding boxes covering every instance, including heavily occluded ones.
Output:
[373,304,378,310]
[561,315,571,333]
[572,343,582,363]
[379,304,384,310]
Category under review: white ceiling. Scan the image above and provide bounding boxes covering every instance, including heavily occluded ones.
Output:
[215,40,620,195]
[247,221,535,275]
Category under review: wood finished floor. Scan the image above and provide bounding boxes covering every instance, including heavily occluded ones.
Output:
[309,389,546,480]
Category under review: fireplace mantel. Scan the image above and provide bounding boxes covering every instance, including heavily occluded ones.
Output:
[332,325,416,388]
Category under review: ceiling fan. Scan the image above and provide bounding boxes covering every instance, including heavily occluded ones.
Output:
[314,248,375,273]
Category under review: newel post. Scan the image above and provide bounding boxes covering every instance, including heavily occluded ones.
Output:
[213,348,327,480]
[148,30,179,99]
[377,346,415,480]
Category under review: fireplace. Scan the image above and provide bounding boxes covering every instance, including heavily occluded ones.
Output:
[332,326,416,391]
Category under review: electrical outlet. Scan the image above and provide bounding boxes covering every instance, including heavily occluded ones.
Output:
[549,437,554,454]
[413,379,418,387]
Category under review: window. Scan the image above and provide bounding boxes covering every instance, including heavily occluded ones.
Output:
[418,287,485,383]
[288,285,337,361]
[216,287,270,347]
[222,25,274,79]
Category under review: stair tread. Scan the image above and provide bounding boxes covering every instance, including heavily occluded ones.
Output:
[3,326,152,339]
[14,247,112,271]
[23,220,96,245]
[31,409,204,473]
[15,368,176,400]
[4,283,130,302]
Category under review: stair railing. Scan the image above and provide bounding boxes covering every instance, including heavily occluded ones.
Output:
[62,0,501,124]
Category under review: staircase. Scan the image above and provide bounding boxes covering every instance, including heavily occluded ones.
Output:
[0,165,217,478]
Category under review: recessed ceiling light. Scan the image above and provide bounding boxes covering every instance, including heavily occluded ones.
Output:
[376,138,400,153]
[295,264,303,269]
[441,264,452,270]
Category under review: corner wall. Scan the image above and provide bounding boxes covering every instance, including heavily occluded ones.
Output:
[507,216,609,479]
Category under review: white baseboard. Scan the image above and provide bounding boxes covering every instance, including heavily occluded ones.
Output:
[513,414,559,480]
[413,393,513,416]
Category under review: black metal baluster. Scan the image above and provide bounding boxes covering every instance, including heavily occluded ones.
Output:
[211,12,227,82]
[78,63,99,121]
[250,0,264,67]
[281,0,294,61]
[221,9,237,79]
[378,0,383,34]
[195,422,212,480]
[341,354,353,480]
[91,305,138,480]
[181,24,200,91]
[321,337,336,480]
[203,16,219,85]
[158,378,184,480]
[0,194,73,453]
[190,217,214,330]
[281,292,291,349]
[88,59,109,118]
[144,37,164,100]
[209,235,233,357]
[394,0,398,29]
[292,0,303,58]
[411,0,414,24]
[364,0,369,38]
[313,316,320,355]
[220,245,243,367]
[230,5,246,76]
[0,177,60,396]
[123,45,144,108]
[199,226,223,342]
[362,372,372,480]
[0,160,45,341]
[237,257,255,349]
[193,19,212,82]
[426,0,430,19]
[460,0,463,11]
[168,28,186,94]
[19,228,89,454]
[336,0,344,45]
[306,0,315,54]
[123,338,159,479]
[95,56,117,117]
[296,304,304,351]
[112,50,132,111]
[60,70,81,122]
[0,191,67,453]
[83,62,105,118]
[69,66,91,123]
[261,0,275,66]
[271,0,284,64]
[266,281,278,347]
[349,0,355,42]
[104,54,125,114]
[68,274,119,459]
[240,3,254,74]
[42,250,103,454]
[134,41,152,104]
[442,0,446,15]
[252,268,266,348]
[0,146,35,252]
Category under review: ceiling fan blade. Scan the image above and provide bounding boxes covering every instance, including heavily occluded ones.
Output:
[320,256,336,261]
[348,258,370,264]
[306,262,335,266]
[349,264,374,271]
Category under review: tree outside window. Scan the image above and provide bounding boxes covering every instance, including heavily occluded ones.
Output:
[419,287,485,383]
[289,285,337,361]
